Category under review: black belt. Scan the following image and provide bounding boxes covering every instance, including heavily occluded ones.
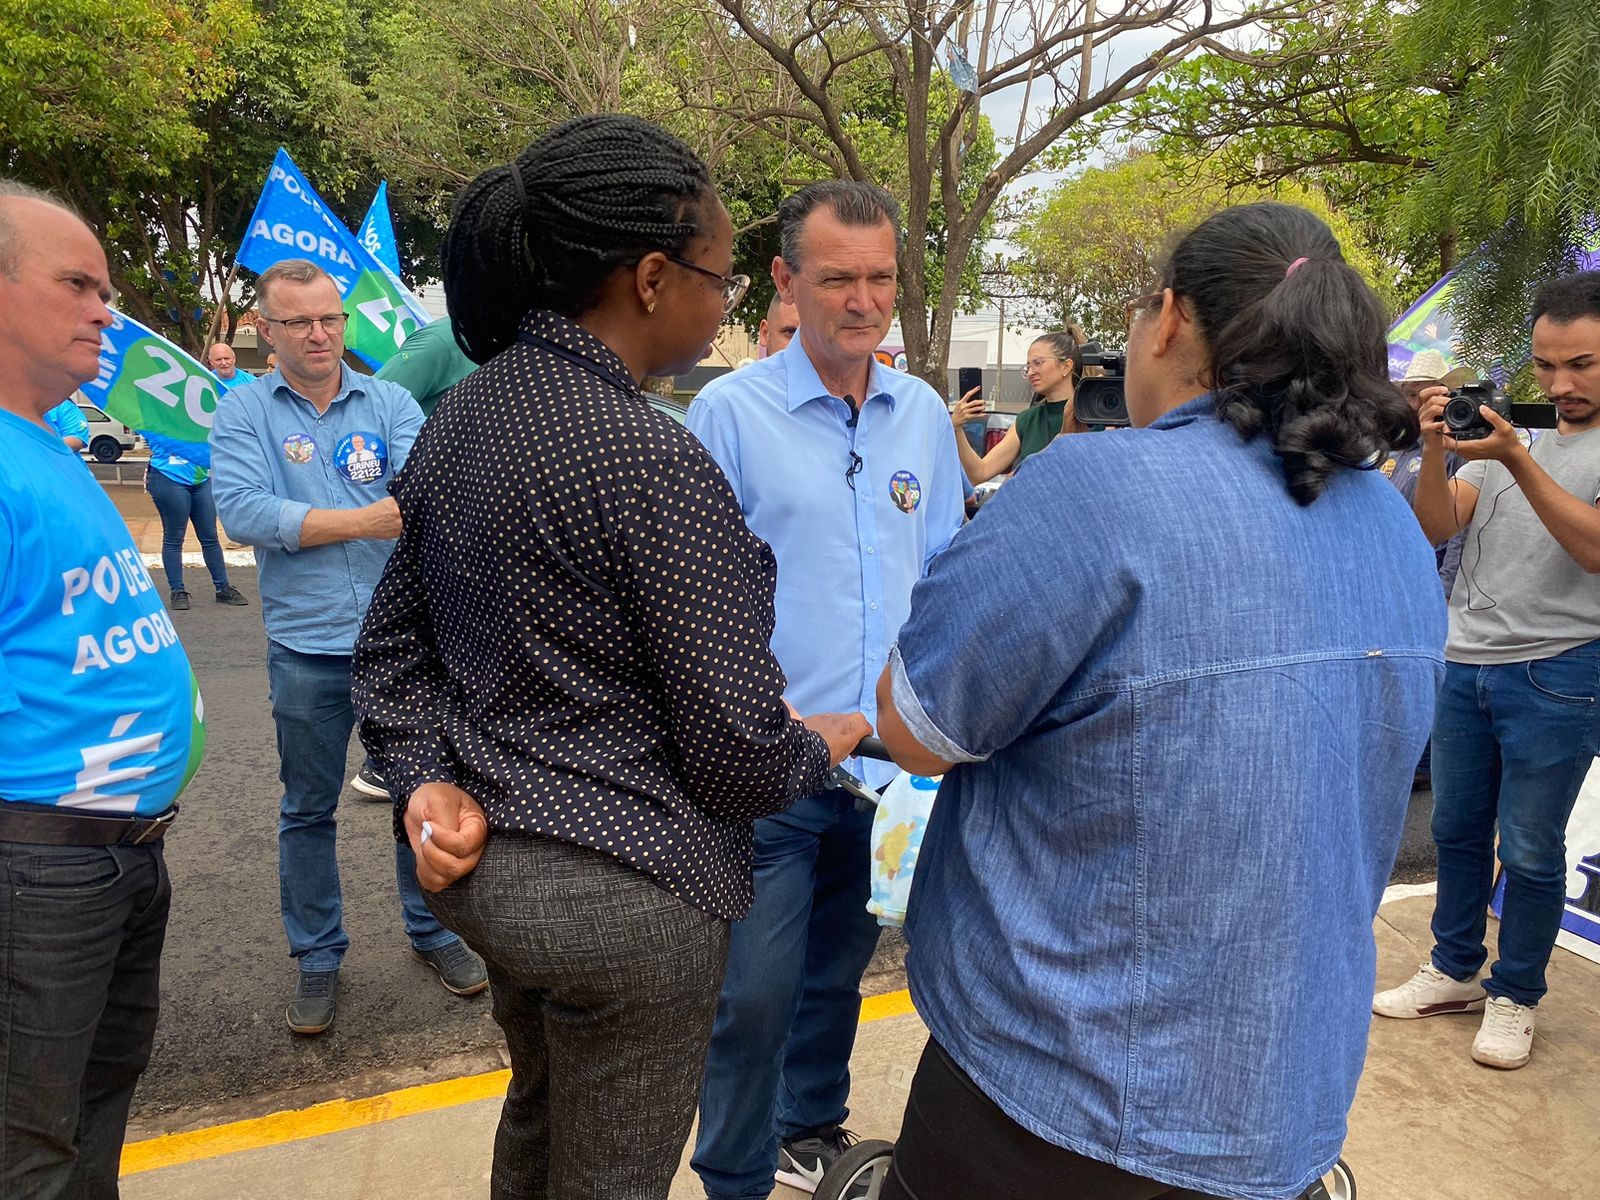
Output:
[0,802,177,846]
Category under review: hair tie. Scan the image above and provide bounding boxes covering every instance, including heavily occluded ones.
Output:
[1285,256,1310,278]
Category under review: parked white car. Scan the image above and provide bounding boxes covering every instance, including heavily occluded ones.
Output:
[74,394,140,463]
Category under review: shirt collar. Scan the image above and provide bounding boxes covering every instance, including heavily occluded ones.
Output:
[519,310,638,391]
[269,361,367,409]
[0,406,73,455]
[782,338,897,414]
[1149,393,1216,431]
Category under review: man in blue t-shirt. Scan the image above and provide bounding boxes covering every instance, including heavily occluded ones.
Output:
[43,394,90,450]
[213,258,485,1037]
[205,340,250,392]
[0,180,205,1195]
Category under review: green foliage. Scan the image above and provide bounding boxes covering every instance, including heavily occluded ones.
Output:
[1394,0,1600,362]
[1123,0,1600,365]
[1012,151,1396,343]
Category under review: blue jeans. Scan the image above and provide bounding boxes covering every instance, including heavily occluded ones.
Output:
[694,790,882,1200]
[0,841,169,1198]
[1430,641,1600,1006]
[266,641,456,972]
[145,469,230,593]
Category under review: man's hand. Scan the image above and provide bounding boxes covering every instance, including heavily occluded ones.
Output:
[362,496,403,540]
[1416,386,1453,451]
[404,782,489,892]
[950,387,984,430]
[1445,405,1528,464]
[801,711,873,767]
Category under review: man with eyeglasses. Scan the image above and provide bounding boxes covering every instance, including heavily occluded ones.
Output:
[686,181,964,1200]
[212,258,486,1036]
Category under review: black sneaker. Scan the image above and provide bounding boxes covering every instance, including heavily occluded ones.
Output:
[777,1125,861,1195]
[214,585,249,606]
[286,968,339,1035]
[412,940,489,996]
[349,764,390,800]
[170,589,191,611]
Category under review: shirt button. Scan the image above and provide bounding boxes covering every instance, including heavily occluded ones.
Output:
[869,601,879,611]
[866,546,876,555]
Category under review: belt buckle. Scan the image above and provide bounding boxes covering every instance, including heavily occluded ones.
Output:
[128,807,177,845]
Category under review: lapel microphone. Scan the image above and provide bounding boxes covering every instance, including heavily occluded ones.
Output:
[843,394,858,428]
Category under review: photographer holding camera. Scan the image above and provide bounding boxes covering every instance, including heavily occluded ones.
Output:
[1375,271,1600,1070]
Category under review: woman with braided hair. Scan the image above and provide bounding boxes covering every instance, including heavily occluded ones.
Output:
[352,114,868,1199]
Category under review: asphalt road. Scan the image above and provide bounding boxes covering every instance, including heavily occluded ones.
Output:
[130,564,1438,1120]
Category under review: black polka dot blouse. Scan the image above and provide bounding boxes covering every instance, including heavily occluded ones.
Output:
[353,311,831,919]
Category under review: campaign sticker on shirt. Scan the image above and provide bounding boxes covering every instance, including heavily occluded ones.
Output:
[1379,456,1398,478]
[889,469,922,514]
[1407,458,1421,473]
[334,431,389,484]
[282,433,317,464]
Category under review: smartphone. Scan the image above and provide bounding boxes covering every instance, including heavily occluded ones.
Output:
[957,367,984,408]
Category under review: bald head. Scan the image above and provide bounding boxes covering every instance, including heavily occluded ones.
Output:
[0,187,113,419]
[759,293,800,356]
[0,179,79,278]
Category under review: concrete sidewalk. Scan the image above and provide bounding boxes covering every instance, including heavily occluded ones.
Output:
[119,895,1599,1200]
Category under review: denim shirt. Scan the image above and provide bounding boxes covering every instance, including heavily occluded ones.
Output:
[211,365,423,655]
[889,397,1446,1199]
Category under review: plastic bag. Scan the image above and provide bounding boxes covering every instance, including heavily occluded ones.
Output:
[866,772,941,927]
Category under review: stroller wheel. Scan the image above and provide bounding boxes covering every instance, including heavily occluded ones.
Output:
[813,1138,896,1200]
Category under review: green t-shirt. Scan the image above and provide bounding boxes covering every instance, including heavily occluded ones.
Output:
[374,317,477,416]
[1013,400,1070,467]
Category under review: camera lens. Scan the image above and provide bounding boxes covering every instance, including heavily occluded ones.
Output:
[1443,398,1476,429]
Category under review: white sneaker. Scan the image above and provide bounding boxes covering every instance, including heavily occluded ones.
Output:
[1372,962,1486,1018]
[1471,996,1535,1069]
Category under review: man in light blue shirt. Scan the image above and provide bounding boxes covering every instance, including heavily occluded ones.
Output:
[688,181,965,1200]
[212,258,484,1036]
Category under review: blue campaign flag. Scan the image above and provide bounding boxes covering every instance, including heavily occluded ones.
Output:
[358,181,402,278]
[238,148,431,368]
[80,309,223,482]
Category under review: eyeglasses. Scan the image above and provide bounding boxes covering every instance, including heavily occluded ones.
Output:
[264,313,349,338]
[1025,357,1062,372]
[1124,293,1164,332]
[664,255,751,314]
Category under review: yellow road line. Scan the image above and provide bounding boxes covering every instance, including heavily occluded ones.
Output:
[121,987,916,1177]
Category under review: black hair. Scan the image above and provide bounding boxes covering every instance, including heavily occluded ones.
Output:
[1158,202,1415,506]
[441,114,716,364]
[778,181,903,270]
[1531,271,1600,326]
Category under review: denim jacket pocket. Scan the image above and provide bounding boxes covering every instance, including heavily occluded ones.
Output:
[1525,656,1600,706]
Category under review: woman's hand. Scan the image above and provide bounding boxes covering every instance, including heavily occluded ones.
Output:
[950,387,984,430]
[801,711,874,767]
[405,782,490,892]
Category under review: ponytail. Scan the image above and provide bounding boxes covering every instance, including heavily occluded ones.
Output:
[1159,202,1415,505]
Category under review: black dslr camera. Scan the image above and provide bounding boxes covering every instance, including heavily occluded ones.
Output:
[1073,342,1129,428]
[1442,381,1511,441]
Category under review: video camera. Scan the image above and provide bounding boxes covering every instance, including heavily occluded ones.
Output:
[1073,342,1129,428]
[1442,381,1511,442]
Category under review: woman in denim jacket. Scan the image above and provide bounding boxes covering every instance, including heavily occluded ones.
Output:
[874,202,1447,1200]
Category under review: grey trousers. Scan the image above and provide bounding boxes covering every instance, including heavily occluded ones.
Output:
[426,833,729,1200]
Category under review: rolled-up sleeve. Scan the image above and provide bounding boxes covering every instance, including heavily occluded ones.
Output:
[891,455,1125,762]
[609,446,829,820]
[211,393,309,551]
